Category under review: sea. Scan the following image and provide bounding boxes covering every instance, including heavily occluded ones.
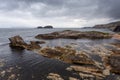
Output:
[0,28,119,80]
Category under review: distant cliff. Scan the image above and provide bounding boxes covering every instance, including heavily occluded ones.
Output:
[93,21,120,32]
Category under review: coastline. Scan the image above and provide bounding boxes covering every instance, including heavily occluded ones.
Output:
[7,29,120,80]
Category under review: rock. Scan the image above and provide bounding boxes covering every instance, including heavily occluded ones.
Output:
[0,59,5,67]
[47,73,63,80]
[37,26,43,29]
[44,25,53,28]
[69,77,79,80]
[9,35,27,49]
[27,41,41,50]
[103,68,110,76]
[93,21,120,31]
[67,66,105,80]
[9,36,41,50]
[72,51,95,65]
[37,25,53,29]
[40,46,76,63]
[113,26,120,32]
[40,47,63,58]
[0,70,6,77]
[40,46,101,66]
[79,73,95,79]
[108,54,120,74]
[33,41,46,44]
[8,74,16,80]
[35,30,112,40]
[113,34,120,40]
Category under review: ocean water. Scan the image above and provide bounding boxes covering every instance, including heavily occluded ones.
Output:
[0,28,119,80]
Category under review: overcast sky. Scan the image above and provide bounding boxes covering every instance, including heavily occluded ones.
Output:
[0,0,120,28]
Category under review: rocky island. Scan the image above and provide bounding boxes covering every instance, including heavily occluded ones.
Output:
[8,30,120,80]
[37,25,53,29]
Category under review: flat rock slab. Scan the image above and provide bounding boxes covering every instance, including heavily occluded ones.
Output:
[35,30,112,39]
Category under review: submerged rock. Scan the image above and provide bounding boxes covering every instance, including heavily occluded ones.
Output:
[35,30,112,39]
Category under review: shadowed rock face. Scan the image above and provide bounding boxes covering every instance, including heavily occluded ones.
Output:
[35,30,112,39]
[114,26,120,32]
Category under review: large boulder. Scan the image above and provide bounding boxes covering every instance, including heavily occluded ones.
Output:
[9,35,27,49]
[9,36,41,50]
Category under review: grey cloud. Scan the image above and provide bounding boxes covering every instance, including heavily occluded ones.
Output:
[96,0,120,19]
[0,0,120,22]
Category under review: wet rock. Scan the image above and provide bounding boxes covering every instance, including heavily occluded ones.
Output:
[0,70,6,77]
[40,47,76,63]
[40,46,101,66]
[69,77,79,80]
[103,68,110,76]
[79,73,95,80]
[108,54,120,74]
[47,73,63,80]
[0,59,5,67]
[6,67,14,73]
[27,41,41,50]
[67,65,105,80]
[8,74,16,80]
[113,34,120,40]
[72,51,95,65]
[9,35,27,49]
[35,30,112,40]
[9,36,41,50]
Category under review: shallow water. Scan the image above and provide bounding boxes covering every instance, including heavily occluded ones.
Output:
[0,28,119,80]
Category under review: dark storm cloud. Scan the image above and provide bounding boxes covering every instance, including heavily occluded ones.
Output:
[0,0,120,20]
[97,0,120,19]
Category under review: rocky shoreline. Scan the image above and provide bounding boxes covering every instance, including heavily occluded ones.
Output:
[8,30,120,80]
